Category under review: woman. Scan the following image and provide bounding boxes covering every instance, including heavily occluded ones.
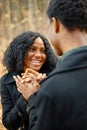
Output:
[1,31,58,130]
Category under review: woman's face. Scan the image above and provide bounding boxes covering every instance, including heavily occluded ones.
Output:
[24,37,46,72]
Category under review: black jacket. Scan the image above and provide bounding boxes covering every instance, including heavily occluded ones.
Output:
[28,47,87,130]
[1,71,29,130]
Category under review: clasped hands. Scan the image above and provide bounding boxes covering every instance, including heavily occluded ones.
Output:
[13,68,47,101]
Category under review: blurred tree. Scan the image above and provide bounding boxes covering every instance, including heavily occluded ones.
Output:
[28,0,49,32]
[0,0,2,39]
[1,0,11,42]
[0,0,49,40]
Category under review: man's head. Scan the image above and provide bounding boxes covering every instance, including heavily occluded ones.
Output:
[47,0,87,55]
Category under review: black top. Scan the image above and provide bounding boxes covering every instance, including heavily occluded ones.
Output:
[1,71,29,130]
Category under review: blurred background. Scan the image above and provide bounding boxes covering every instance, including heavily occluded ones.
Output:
[0,0,49,129]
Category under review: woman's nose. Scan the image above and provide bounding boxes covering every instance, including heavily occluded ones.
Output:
[34,51,41,57]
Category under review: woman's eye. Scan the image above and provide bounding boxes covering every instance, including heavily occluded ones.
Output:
[29,48,46,54]
[29,48,35,51]
[41,49,46,54]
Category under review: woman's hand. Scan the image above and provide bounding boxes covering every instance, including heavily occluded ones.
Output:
[13,75,40,101]
[21,68,47,83]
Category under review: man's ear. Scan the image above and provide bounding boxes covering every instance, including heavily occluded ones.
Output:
[51,17,59,33]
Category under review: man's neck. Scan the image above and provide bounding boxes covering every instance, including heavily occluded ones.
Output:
[61,29,87,54]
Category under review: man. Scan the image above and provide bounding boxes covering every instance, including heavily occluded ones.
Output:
[14,0,87,130]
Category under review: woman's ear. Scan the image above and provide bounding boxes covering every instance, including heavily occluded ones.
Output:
[51,17,59,33]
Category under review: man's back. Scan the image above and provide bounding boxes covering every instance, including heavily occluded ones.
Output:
[32,47,87,130]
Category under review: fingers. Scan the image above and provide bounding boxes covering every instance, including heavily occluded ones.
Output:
[36,73,47,83]
[21,68,39,82]
[13,75,24,83]
[21,68,47,83]
[22,76,32,83]
[23,73,35,83]
[21,69,30,76]
[32,81,40,91]
[31,76,40,91]
[25,68,39,76]
[17,87,22,93]
[13,75,24,92]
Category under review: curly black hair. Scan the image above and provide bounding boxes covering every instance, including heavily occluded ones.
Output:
[47,0,87,31]
[3,31,58,75]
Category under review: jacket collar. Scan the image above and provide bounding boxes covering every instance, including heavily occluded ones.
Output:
[1,71,18,84]
[48,47,87,77]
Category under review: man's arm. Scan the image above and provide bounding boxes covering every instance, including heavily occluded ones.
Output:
[28,91,58,130]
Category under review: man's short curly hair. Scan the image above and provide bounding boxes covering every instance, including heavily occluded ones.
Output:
[3,31,58,75]
[47,0,87,31]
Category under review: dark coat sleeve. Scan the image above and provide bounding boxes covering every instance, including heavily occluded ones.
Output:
[28,91,59,130]
[28,87,87,130]
[1,79,28,130]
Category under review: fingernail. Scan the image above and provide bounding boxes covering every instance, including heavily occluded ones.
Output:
[13,76,16,79]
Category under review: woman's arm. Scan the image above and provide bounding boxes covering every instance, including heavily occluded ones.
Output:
[1,82,28,130]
